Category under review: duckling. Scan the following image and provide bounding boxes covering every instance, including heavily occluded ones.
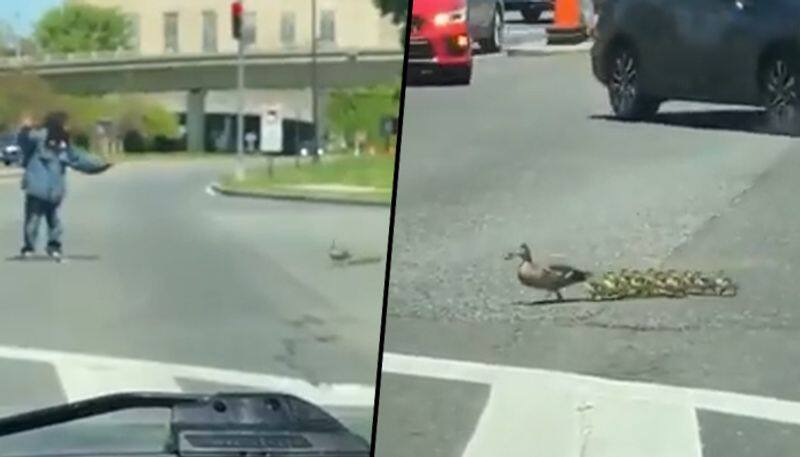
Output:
[585,281,606,301]
[602,271,620,283]
[713,272,738,296]
[655,275,688,298]
[627,275,651,298]
[683,273,707,296]
[695,272,719,295]
[586,280,624,301]
[506,243,592,302]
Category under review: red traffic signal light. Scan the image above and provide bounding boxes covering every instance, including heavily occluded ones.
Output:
[231,1,244,40]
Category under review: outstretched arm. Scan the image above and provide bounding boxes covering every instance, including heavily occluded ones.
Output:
[63,146,113,174]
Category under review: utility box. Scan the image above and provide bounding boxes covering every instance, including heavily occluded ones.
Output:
[260,106,283,153]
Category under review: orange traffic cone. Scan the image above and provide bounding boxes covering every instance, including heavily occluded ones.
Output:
[546,0,588,45]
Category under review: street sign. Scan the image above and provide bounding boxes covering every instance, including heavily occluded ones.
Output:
[260,107,283,153]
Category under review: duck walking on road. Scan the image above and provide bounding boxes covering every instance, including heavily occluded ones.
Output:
[328,240,351,263]
[504,243,592,302]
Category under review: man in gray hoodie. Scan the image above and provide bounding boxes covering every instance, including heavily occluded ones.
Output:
[19,112,112,259]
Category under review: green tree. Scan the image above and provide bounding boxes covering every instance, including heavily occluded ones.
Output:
[34,3,131,54]
[373,0,409,24]
[327,84,400,149]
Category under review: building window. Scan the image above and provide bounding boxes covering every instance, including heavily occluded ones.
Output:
[164,12,179,53]
[126,13,140,51]
[280,12,296,46]
[202,10,217,52]
[244,11,257,45]
[319,10,336,45]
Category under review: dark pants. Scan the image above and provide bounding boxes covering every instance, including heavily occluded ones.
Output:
[23,195,62,252]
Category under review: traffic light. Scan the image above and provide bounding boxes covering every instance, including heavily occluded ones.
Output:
[231,1,244,40]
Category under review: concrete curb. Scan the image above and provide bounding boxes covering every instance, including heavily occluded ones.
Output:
[209,183,391,208]
[505,41,593,57]
[0,169,22,180]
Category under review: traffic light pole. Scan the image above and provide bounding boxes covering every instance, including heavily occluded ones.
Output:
[235,31,245,180]
[311,0,320,163]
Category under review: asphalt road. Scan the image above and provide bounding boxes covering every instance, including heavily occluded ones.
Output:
[377,51,800,456]
[0,159,388,446]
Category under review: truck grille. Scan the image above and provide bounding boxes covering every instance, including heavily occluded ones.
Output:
[408,39,434,60]
[411,15,424,33]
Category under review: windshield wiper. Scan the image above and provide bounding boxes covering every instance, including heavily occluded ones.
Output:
[0,392,370,456]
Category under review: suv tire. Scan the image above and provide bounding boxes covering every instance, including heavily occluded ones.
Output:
[607,44,660,120]
[761,55,800,135]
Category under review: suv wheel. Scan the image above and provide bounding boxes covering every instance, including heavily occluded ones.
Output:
[607,45,660,120]
[762,56,800,135]
[480,7,504,53]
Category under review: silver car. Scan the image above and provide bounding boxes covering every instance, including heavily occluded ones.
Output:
[468,0,506,52]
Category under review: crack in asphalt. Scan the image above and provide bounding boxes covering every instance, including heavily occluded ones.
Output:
[566,320,702,333]
[662,154,782,266]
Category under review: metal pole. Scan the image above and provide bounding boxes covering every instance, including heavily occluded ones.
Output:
[311,0,320,163]
[13,11,21,59]
[235,4,246,181]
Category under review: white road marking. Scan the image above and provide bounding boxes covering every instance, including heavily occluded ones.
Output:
[55,363,182,401]
[383,352,800,456]
[0,345,374,407]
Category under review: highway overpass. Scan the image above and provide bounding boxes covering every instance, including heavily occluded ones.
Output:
[0,49,404,151]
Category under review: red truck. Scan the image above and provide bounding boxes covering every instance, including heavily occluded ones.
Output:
[408,0,505,85]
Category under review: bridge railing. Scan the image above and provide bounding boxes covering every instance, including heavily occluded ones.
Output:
[0,46,404,69]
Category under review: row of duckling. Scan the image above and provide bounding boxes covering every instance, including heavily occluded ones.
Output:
[585,269,738,301]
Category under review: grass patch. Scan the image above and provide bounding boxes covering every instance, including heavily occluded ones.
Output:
[218,154,395,203]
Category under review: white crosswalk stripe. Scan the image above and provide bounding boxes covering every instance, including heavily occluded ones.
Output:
[0,345,374,407]
[383,352,800,457]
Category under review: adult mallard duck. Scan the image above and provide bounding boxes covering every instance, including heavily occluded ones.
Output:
[328,240,351,262]
[504,243,592,302]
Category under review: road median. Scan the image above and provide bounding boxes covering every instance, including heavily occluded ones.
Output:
[213,154,394,207]
[506,40,593,57]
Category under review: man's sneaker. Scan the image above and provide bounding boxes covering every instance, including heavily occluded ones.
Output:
[47,247,62,260]
[20,248,33,259]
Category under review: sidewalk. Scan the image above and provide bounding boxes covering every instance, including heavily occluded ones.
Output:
[210,181,391,207]
[0,168,22,180]
[211,154,394,207]
[506,40,593,57]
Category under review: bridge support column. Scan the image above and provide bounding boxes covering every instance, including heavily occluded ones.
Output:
[318,89,329,149]
[186,88,207,152]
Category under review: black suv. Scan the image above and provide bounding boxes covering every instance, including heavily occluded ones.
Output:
[505,0,554,22]
[592,0,800,133]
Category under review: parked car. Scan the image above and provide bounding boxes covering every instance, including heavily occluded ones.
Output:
[467,0,506,53]
[408,0,505,84]
[505,0,553,23]
[0,133,20,166]
[591,0,800,133]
